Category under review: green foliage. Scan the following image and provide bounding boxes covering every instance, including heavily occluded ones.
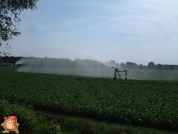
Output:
[148,62,155,69]
[0,0,38,41]
[0,99,62,134]
[0,0,38,55]
[0,57,3,63]
[23,117,61,134]
[126,62,138,69]
[0,67,178,132]
[60,117,173,134]
[0,99,38,132]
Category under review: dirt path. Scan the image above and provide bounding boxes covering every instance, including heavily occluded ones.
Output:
[34,109,120,126]
[35,109,75,119]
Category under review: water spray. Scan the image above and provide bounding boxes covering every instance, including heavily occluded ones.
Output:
[16,46,128,79]
[30,47,98,61]
[20,46,109,67]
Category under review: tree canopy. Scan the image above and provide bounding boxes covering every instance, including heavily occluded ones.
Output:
[0,0,38,55]
[148,61,155,69]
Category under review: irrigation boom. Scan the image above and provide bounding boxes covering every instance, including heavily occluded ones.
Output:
[111,67,127,80]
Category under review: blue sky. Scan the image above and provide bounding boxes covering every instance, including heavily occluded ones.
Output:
[3,0,178,65]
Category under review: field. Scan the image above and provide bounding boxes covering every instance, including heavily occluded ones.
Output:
[0,66,178,133]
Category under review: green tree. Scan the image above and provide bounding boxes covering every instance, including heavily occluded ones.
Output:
[0,0,38,55]
[0,56,3,63]
[126,62,138,69]
[148,61,155,69]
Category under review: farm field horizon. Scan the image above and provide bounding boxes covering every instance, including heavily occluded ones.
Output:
[17,66,178,80]
[0,66,178,133]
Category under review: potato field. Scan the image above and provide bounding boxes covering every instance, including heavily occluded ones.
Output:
[0,67,178,132]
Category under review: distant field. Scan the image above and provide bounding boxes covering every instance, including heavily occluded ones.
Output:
[17,66,178,80]
[0,66,178,132]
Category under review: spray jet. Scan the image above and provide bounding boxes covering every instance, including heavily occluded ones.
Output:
[111,67,127,80]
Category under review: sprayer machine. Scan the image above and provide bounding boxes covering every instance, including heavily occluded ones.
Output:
[112,67,127,80]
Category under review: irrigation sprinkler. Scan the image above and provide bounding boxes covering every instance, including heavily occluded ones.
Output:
[111,67,127,80]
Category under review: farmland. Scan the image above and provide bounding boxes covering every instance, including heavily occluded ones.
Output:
[0,66,178,133]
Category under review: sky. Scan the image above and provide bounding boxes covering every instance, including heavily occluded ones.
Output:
[2,0,178,65]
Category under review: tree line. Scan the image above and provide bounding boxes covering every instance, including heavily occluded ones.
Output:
[121,61,178,70]
[0,56,178,70]
[101,60,178,70]
[0,56,106,69]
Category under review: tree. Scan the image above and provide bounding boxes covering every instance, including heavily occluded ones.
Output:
[0,56,3,63]
[126,62,138,69]
[120,62,126,69]
[0,0,38,55]
[148,61,155,69]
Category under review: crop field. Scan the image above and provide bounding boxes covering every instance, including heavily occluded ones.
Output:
[0,66,178,132]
